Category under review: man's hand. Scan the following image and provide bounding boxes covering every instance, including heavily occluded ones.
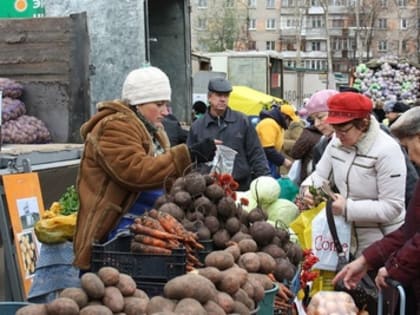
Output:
[333,255,369,290]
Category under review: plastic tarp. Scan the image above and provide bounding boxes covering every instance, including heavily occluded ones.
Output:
[228,86,287,116]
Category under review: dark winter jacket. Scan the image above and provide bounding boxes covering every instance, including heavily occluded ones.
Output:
[289,125,322,184]
[187,107,270,191]
[363,179,420,313]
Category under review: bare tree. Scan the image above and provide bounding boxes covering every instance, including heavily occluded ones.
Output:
[195,1,247,52]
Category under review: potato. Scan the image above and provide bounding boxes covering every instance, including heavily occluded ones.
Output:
[16,304,48,315]
[163,273,217,303]
[204,300,227,315]
[59,287,89,308]
[146,296,176,314]
[204,250,235,270]
[117,273,137,296]
[233,300,252,314]
[46,297,79,315]
[216,291,235,313]
[97,266,120,286]
[174,297,207,315]
[241,281,255,300]
[102,286,124,313]
[238,252,260,272]
[256,251,277,274]
[224,243,241,261]
[124,296,149,315]
[238,238,258,254]
[81,272,105,299]
[247,273,274,290]
[197,266,223,284]
[233,288,255,310]
[132,288,150,301]
[80,305,113,315]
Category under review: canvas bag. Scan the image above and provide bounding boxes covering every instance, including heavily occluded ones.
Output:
[311,205,351,271]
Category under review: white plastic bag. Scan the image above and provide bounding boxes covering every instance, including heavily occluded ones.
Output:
[210,144,238,175]
[311,207,351,271]
[287,159,302,184]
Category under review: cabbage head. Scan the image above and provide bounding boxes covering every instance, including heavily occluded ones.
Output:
[266,198,299,226]
[250,176,281,208]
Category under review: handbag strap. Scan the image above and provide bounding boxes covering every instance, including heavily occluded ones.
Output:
[325,199,344,254]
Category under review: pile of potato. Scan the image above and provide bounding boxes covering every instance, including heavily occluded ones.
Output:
[306,291,359,315]
[16,266,150,315]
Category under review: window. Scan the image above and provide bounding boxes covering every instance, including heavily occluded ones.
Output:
[225,0,234,7]
[266,18,276,30]
[332,19,344,28]
[248,0,257,8]
[266,0,275,8]
[378,18,387,29]
[248,40,256,50]
[197,0,207,8]
[286,18,299,28]
[402,40,407,51]
[401,18,408,29]
[266,41,276,50]
[380,0,387,6]
[304,59,327,70]
[311,0,319,6]
[397,0,406,6]
[248,18,256,30]
[311,41,321,51]
[282,0,294,7]
[378,40,387,51]
[310,16,323,28]
[197,18,207,30]
[286,60,296,67]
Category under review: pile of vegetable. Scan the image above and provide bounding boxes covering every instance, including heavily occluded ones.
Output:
[130,209,204,270]
[352,55,420,105]
[0,77,52,144]
[154,172,303,284]
[306,291,359,315]
[34,186,79,244]
[16,266,151,315]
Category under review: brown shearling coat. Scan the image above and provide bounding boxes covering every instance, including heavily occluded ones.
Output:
[73,100,191,269]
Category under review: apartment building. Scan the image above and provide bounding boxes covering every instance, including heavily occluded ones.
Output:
[191,0,420,74]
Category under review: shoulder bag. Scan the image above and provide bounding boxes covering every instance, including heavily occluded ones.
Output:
[325,199,378,311]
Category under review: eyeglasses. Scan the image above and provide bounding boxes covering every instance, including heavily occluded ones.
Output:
[333,124,354,135]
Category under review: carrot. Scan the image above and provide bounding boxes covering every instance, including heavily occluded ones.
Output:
[130,223,182,240]
[149,211,186,236]
[130,241,172,255]
[134,234,178,249]
[137,216,166,231]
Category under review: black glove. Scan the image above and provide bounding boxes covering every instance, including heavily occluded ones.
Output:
[189,138,216,163]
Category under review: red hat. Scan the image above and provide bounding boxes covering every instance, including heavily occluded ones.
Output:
[325,92,373,124]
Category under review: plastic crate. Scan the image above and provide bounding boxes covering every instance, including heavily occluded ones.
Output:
[91,235,186,282]
[258,283,279,315]
[196,239,213,264]
[0,302,30,315]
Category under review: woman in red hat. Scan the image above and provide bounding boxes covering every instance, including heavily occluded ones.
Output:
[301,92,407,257]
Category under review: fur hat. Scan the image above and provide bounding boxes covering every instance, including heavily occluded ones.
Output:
[122,66,171,105]
[305,89,339,115]
[326,92,373,124]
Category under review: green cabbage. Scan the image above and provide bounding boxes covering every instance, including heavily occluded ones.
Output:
[265,198,299,226]
[250,176,281,208]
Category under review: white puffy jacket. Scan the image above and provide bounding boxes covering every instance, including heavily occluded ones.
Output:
[303,117,406,256]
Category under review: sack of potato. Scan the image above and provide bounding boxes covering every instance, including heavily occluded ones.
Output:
[306,291,359,315]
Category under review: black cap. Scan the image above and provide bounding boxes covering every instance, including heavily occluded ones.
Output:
[208,78,232,93]
[392,102,410,113]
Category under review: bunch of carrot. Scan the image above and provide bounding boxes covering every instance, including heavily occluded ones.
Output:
[130,209,204,271]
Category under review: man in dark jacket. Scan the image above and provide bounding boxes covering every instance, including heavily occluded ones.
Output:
[187,78,270,191]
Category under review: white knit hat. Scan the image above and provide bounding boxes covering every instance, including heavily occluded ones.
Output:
[121,66,171,105]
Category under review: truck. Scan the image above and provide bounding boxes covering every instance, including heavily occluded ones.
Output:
[201,51,348,108]
[202,51,284,99]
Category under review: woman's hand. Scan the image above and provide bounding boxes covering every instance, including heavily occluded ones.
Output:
[375,267,389,290]
[331,194,346,216]
[333,255,369,290]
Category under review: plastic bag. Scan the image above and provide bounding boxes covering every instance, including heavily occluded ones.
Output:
[210,144,238,175]
[311,208,351,271]
[288,159,302,184]
[277,176,299,201]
